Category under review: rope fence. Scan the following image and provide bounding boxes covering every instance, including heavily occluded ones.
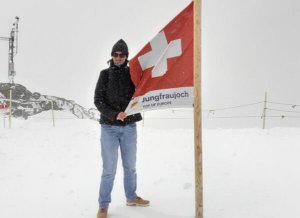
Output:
[2,92,300,128]
[143,93,300,128]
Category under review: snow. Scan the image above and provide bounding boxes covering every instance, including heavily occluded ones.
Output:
[1,111,300,218]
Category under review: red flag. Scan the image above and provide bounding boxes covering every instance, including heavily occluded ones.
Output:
[126,2,193,115]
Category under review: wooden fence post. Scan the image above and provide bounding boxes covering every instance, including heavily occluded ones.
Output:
[51,100,55,127]
[9,89,12,129]
[262,92,267,129]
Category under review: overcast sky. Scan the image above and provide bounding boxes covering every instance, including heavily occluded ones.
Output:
[1,0,300,112]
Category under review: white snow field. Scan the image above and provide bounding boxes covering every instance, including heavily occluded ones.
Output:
[1,111,300,218]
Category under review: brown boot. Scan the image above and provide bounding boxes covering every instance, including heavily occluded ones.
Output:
[126,196,150,207]
[97,208,108,218]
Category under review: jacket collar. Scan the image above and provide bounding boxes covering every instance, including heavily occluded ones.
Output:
[109,59,128,70]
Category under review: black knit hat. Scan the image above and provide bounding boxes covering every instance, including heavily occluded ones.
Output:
[111,39,129,57]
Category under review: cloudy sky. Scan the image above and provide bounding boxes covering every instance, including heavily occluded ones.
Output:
[1,0,300,112]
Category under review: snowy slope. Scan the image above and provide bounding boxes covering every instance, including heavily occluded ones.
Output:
[1,112,300,218]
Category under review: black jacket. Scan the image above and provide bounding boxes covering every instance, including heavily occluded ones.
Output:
[94,60,142,125]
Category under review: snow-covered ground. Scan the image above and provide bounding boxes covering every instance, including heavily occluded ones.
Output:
[1,111,300,218]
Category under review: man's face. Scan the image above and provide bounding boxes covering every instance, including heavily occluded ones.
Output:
[112,51,127,65]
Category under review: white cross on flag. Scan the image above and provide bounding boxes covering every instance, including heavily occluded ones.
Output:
[125,2,193,115]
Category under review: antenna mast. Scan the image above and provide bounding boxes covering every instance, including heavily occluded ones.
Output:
[8,17,20,83]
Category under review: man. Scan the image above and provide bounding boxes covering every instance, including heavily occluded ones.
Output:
[94,39,150,218]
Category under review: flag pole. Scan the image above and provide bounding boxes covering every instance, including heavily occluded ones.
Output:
[193,0,203,218]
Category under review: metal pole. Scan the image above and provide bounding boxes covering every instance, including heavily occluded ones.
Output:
[14,17,20,55]
[8,28,15,83]
[193,0,203,217]
[1,17,19,83]
[0,37,9,40]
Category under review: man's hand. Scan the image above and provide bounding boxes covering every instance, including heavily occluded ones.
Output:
[116,112,127,122]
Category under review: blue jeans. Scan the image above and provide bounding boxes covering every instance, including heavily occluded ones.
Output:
[98,123,138,209]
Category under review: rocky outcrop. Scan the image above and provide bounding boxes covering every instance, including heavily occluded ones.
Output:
[0,83,99,120]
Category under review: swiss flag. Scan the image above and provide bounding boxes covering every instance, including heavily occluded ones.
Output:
[126,2,193,115]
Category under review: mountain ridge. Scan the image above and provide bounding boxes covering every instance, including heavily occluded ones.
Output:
[0,83,99,120]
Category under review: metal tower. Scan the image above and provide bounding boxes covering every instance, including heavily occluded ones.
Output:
[0,16,20,83]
